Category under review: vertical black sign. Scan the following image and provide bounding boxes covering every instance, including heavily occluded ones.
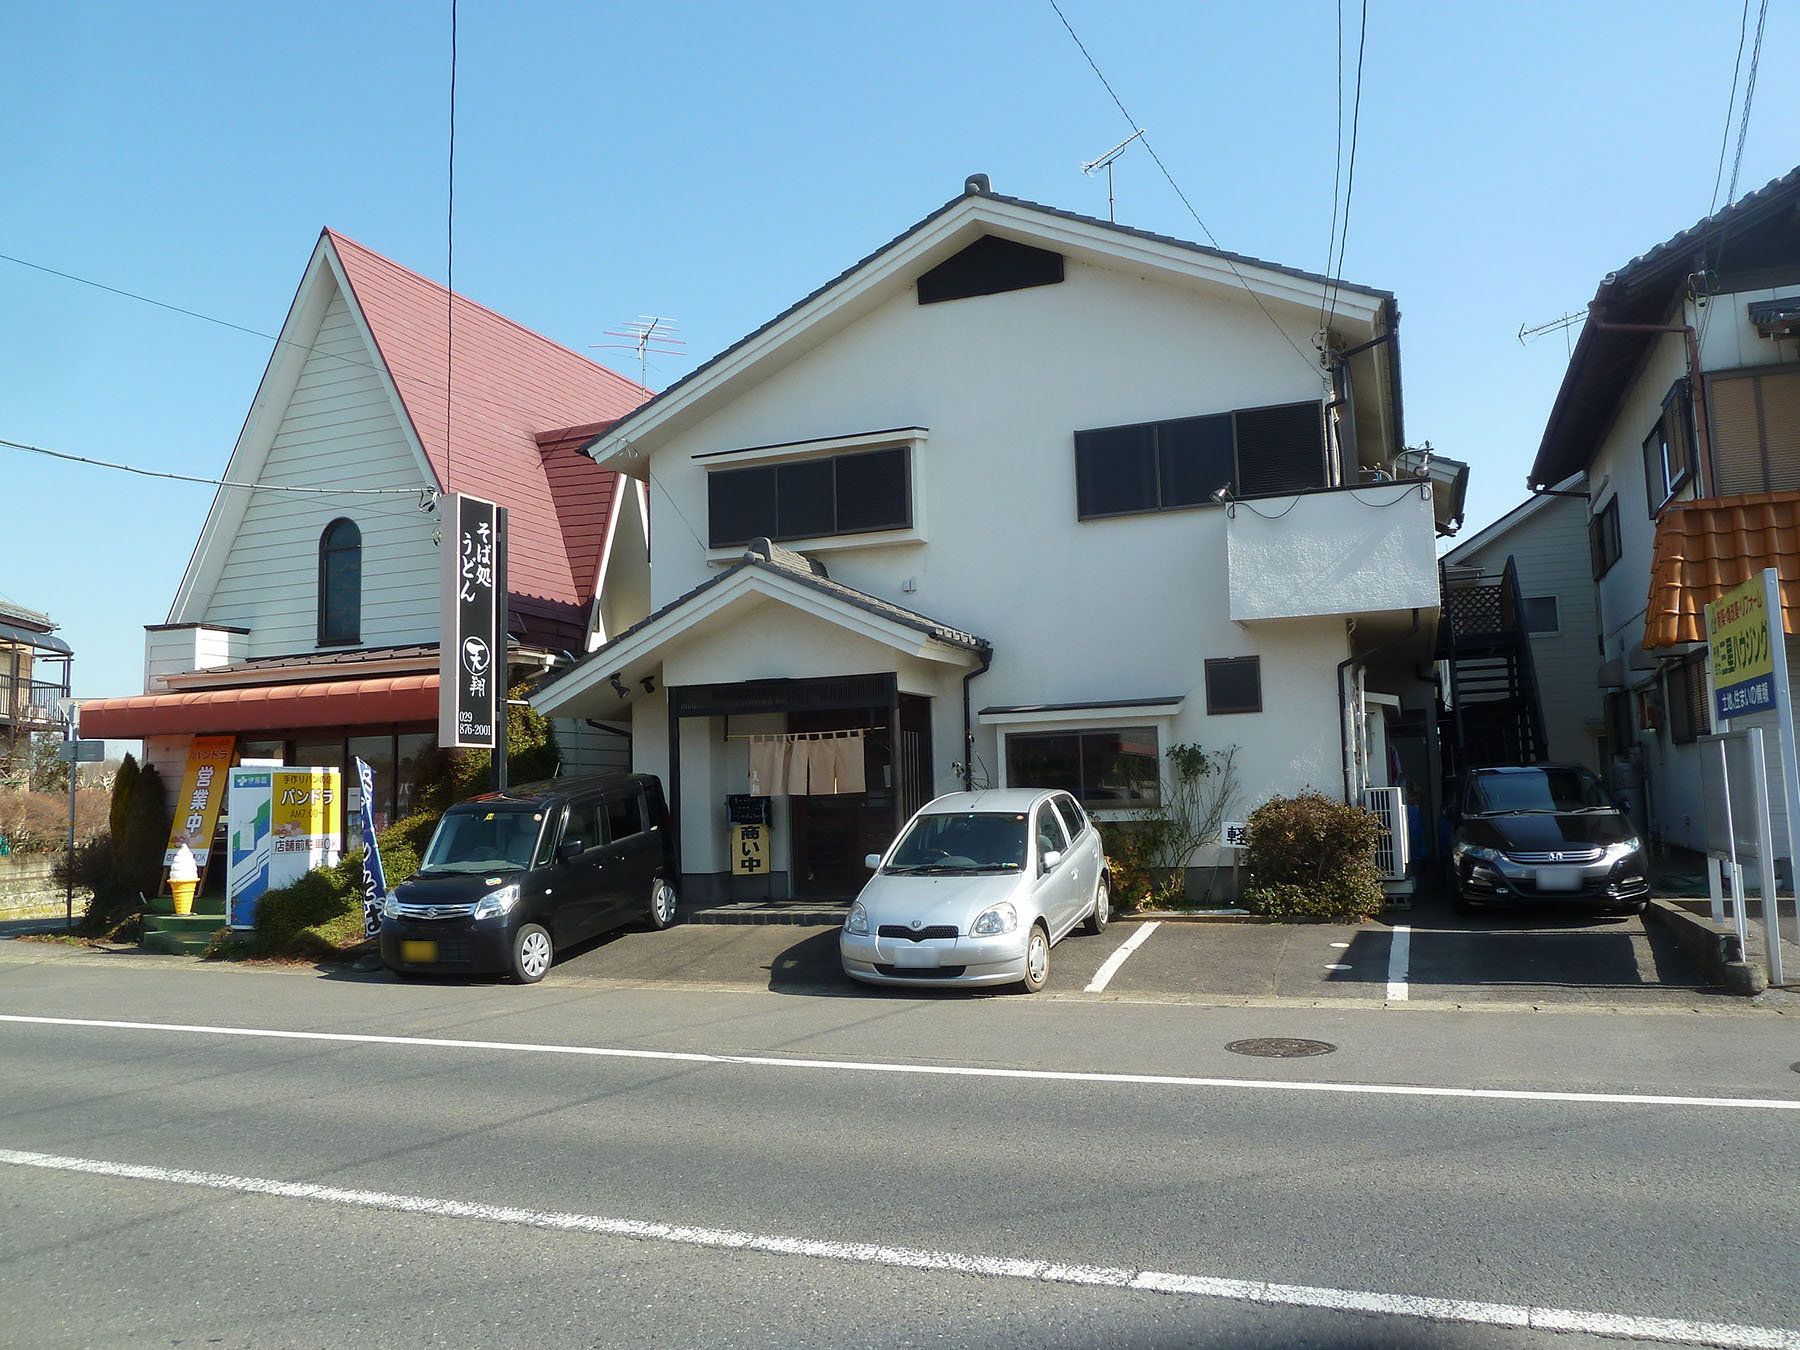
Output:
[439,493,502,749]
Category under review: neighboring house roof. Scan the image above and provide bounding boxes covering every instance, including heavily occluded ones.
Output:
[1531,165,1800,487]
[325,232,649,643]
[582,182,1400,469]
[1644,490,1800,648]
[0,598,55,632]
[1442,474,1584,565]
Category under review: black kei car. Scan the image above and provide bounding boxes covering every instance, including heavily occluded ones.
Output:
[379,773,678,983]
[1445,764,1650,915]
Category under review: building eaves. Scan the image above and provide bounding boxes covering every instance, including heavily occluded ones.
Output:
[1531,164,1800,488]
[582,187,1389,461]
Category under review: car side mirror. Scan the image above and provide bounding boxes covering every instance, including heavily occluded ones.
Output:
[1041,849,1063,874]
[557,839,583,863]
[864,853,883,870]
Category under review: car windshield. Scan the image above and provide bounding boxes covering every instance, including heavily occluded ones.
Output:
[418,806,546,873]
[1467,768,1613,816]
[885,812,1029,873]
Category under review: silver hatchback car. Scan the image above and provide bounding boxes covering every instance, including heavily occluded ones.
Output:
[839,788,1111,992]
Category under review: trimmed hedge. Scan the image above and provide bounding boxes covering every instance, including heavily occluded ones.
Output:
[1241,791,1384,923]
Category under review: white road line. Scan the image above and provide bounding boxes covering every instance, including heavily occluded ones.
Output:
[1386,924,1411,1002]
[3,1012,1798,1111]
[1084,920,1159,992]
[3,1146,1793,1350]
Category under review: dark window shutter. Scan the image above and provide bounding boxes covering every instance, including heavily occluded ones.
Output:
[1075,424,1159,517]
[1234,402,1326,497]
[708,465,778,547]
[1157,414,1237,507]
[775,459,836,539]
[834,448,910,533]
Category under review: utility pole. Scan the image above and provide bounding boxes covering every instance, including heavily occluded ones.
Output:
[55,696,77,931]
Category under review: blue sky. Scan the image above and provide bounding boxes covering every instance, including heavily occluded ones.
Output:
[3,1,1794,712]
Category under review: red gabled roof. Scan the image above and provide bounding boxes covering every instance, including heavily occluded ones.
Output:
[324,230,649,647]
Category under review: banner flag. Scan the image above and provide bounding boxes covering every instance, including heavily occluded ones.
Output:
[355,756,388,938]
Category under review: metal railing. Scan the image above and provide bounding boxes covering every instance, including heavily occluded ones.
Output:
[0,675,68,726]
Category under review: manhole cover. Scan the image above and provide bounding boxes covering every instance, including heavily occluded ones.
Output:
[1225,1037,1338,1058]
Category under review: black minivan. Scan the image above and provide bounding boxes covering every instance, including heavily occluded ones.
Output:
[379,773,677,983]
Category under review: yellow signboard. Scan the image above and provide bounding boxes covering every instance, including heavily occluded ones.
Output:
[164,735,236,866]
[1707,574,1776,719]
[731,823,768,876]
[271,768,342,862]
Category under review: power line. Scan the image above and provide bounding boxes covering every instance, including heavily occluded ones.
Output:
[1046,0,1323,380]
[445,0,458,492]
[1706,0,1753,220]
[1,435,437,500]
[1322,0,1368,339]
[1699,0,1769,347]
[1317,0,1345,338]
[0,251,381,375]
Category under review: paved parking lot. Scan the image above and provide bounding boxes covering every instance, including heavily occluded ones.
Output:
[544,890,1729,1008]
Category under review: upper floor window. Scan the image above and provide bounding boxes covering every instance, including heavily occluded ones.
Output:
[707,446,911,548]
[1074,400,1326,520]
[318,517,361,646]
[1707,367,1800,496]
[1204,656,1262,715]
[1520,595,1560,635]
[1588,497,1621,580]
[1642,380,1694,516]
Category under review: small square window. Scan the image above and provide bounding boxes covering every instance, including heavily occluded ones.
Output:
[1205,657,1262,715]
[1521,596,1559,634]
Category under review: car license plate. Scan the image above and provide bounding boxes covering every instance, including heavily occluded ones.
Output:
[1534,867,1582,892]
[400,940,438,963]
[891,945,939,969]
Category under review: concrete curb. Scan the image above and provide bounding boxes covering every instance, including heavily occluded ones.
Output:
[1643,897,1765,996]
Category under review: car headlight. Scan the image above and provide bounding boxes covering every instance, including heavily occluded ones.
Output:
[1453,843,1503,865]
[472,883,521,921]
[970,902,1017,936]
[381,895,403,919]
[844,901,870,936]
[1602,838,1642,864]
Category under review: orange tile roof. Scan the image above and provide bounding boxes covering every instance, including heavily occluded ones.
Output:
[1644,491,1800,648]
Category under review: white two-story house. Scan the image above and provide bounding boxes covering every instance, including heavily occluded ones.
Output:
[1529,164,1800,855]
[532,175,1449,902]
[81,229,653,847]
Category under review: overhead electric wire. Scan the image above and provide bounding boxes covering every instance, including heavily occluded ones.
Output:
[444,0,458,491]
[0,251,381,375]
[1047,0,1324,379]
[1317,0,1345,339]
[1699,0,1769,347]
[0,436,435,499]
[1322,0,1368,339]
[1705,0,1753,220]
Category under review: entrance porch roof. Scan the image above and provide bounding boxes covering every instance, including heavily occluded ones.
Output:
[531,546,989,722]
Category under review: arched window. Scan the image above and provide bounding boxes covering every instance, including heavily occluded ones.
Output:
[318,518,361,645]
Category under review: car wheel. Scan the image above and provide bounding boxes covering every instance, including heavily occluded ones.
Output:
[509,923,553,984]
[647,877,679,930]
[1018,923,1050,993]
[1084,874,1110,935]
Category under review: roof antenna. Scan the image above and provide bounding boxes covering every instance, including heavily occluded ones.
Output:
[591,316,686,391]
[1081,128,1145,223]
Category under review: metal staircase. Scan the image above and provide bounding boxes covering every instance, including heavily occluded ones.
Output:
[1438,555,1548,783]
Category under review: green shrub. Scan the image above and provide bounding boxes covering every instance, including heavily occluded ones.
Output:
[1241,790,1384,923]
[109,754,139,845]
[1098,819,1166,910]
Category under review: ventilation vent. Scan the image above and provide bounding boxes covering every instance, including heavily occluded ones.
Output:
[917,235,1064,305]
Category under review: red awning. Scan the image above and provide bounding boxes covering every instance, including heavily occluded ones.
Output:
[79,674,439,739]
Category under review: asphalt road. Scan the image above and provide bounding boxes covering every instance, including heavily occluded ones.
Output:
[0,944,1795,1349]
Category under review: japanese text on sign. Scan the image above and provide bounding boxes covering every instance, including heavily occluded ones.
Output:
[1708,574,1777,723]
[731,823,767,876]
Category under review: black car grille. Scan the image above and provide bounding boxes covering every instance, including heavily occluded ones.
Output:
[874,964,967,979]
[1506,848,1606,864]
[879,925,959,942]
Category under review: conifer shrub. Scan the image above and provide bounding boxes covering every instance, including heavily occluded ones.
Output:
[1241,790,1385,923]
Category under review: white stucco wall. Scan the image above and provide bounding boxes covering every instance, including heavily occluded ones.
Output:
[1227,484,1438,622]
[593,251,1418,884]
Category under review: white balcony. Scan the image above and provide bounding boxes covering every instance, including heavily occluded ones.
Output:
[1226,481,1440,623]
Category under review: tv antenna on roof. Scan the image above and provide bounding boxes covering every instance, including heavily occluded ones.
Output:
[1517,309,1586,355]
[1081,128,1146,223]
[591,316,686,390]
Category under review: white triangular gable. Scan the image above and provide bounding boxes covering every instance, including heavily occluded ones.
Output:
[167,237,443,657]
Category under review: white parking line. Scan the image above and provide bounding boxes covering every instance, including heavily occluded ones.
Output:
[1084,920,1159,992]
[4,1013,1798,1111]
[2,1146,1791,1350]
[1386,925,1411,1002]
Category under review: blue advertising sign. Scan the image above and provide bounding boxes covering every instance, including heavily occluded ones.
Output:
[355,756,388,938]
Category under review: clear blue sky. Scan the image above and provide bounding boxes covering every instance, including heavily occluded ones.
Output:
[3,1,1794,713]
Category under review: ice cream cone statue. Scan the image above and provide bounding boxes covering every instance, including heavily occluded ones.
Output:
[169,843,199,916]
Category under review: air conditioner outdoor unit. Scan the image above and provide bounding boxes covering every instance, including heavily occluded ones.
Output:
[1364,785,1410,884]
